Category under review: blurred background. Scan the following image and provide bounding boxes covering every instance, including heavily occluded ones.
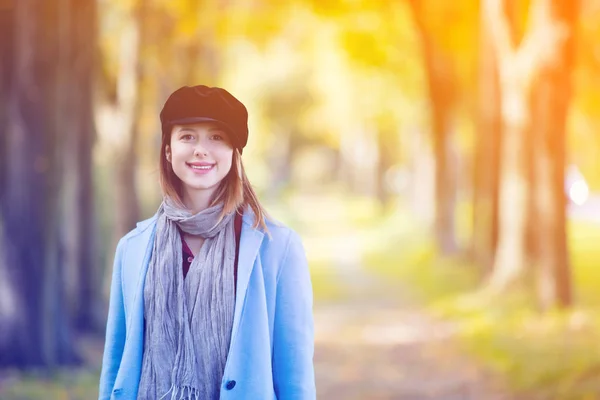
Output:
[1,0,600,399]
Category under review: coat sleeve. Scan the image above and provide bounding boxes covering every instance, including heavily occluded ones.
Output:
[98,237,127,400]
[272,230,316,399]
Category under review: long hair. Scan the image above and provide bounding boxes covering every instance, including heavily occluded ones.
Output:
[158,129,269,232]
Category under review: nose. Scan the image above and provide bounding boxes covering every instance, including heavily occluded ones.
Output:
[193,142,208,157]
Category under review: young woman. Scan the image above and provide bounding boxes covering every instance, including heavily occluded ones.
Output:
[98,85,315,400]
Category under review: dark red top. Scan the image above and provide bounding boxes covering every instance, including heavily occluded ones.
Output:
[180,212,243,292]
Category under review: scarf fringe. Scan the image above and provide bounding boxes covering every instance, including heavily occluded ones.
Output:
[159,384,201,400]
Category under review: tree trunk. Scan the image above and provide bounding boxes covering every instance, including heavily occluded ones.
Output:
[64,0,99,332]
[531,1,577,309]
[376,128,398,209]
[114,16,143,240]
[350,126,379,197]
[266,126,293,197]
[472,4,501,272]
[0,0,79,367]
[0,0,12,187]
[408,0,459,255]
[408,128,435,225]
[114,140,141,239]
[490,92,530,290]
[262,86,311,197]
[486,7,533,290]
[432,109,459,255]
[57,0,98,335]
[485,0,575,294]
[95,2,145,242]
[2,0,53,367]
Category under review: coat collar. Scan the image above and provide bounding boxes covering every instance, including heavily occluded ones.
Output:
[232,211,265,336]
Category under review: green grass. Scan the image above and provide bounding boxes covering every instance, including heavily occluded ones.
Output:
[364,215,600,400]
[1,368,100,400]
[309,260,349,302]
[570,221,600,307]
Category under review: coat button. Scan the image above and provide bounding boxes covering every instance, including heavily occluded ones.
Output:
[225,380,236,390]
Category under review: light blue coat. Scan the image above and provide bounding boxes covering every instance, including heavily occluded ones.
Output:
[98,210,315,400]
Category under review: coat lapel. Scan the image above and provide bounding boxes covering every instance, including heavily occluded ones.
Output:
[129,216,158,329]
[230,212,264,340]
[113,214,157,393]
[120,215,158,325]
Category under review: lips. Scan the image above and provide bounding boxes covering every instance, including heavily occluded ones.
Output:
[186,162,215,173]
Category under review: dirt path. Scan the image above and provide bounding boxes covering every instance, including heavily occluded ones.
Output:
[312,267,512,400]
[277,194,516,399]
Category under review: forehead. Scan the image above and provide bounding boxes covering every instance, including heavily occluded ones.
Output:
[172,121,227,133]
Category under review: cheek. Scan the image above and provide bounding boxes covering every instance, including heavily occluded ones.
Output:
[170,143,192,161]
[219,149,234,167]
[212,142,232,157]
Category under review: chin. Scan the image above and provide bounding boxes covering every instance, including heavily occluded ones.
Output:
[183,181,219,191]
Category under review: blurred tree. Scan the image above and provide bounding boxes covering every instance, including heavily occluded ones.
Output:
[484,0,533,291]
[0,0,94,367]
[408,0,460,255]
[0,2,9,191]
[485,0,576,302]
[376,124,401,208]
[262,79,314,197]
[530,0,577,309]
[472,2,501,271]
[59,0,100,333]
[95,0,146,243]
[570,1,600,188]
[309,2,423,208]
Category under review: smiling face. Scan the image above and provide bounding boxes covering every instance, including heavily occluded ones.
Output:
[165,122,234,206]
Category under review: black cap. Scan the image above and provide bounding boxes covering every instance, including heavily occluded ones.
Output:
[160,85,249,152]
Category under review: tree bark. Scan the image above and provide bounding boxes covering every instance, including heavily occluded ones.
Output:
[408,0,459,255]
[60,0,99,332]
[0,0,80,367]
[472,4,501,272]
[376,128,397,209]
[95,2,145,242]
[530,1,577,309]
[1,0,53,367]
[486,0,535,290]
[115,13,143,240]
[485,0,575,295]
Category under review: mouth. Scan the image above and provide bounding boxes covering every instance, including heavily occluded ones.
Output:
[186,162,215,173]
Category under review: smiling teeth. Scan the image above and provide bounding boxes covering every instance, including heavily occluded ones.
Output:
[190,165,212,170]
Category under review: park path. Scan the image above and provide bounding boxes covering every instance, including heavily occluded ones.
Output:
[288,195,515,400]
[312,268,514,400]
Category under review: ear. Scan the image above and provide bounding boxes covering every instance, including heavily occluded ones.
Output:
[165,145,171,162]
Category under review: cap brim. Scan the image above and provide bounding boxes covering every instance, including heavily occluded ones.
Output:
[169,117,231,130]
[169,117,236,138]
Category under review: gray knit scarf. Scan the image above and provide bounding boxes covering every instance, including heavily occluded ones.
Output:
[137,197,236,400]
